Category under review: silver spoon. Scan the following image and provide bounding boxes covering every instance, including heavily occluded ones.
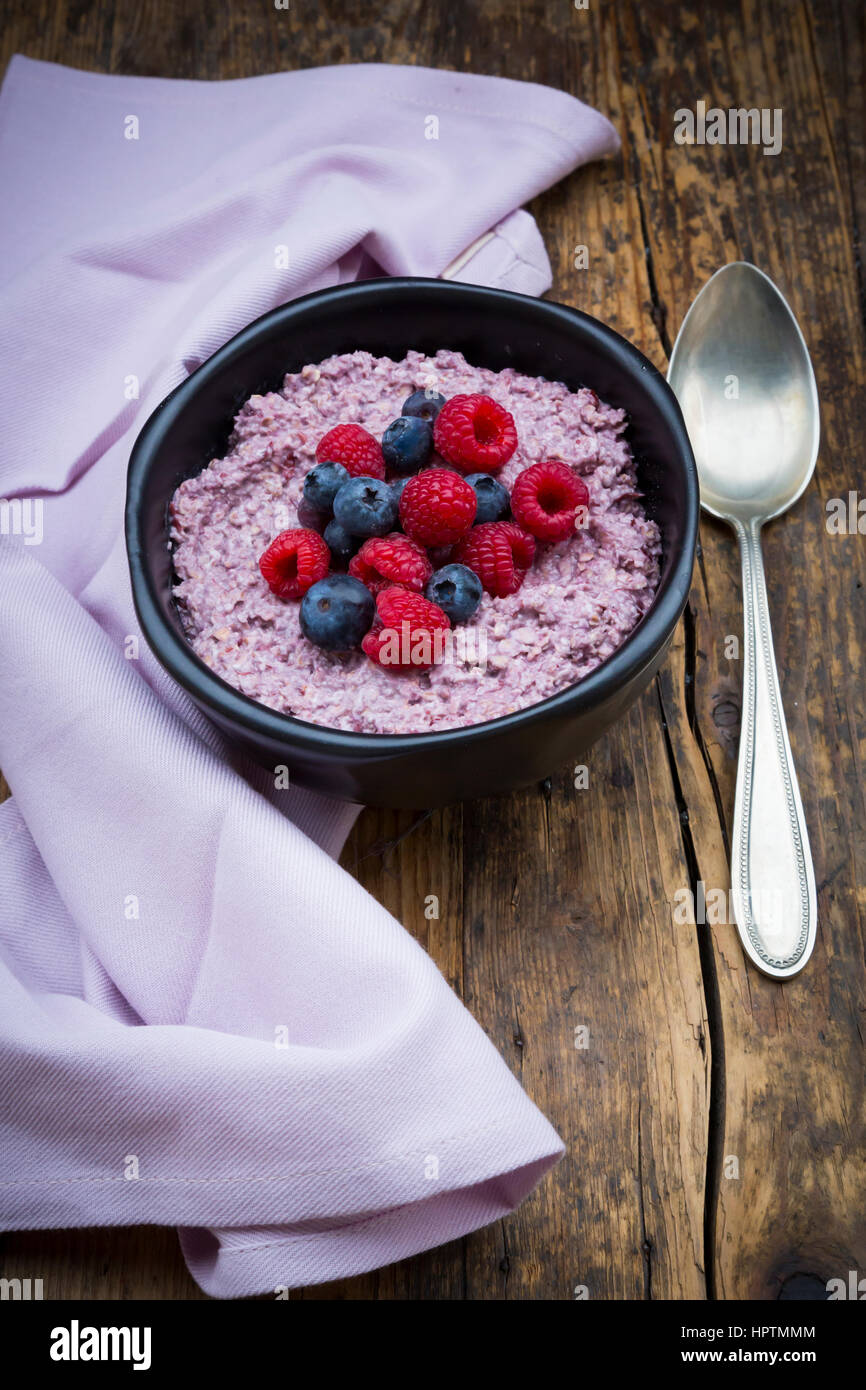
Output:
[667,262,818,979]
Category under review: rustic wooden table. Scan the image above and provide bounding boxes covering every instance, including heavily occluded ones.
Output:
[1,0,863,1301]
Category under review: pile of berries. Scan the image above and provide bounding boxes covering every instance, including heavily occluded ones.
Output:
[257,388,589,671]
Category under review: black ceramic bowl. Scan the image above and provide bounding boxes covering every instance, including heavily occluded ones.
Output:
[126,277,697,808]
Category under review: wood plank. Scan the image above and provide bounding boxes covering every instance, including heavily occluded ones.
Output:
[333,0,710,1302]
[0,1225,206,1300]
[614,0,866,1298]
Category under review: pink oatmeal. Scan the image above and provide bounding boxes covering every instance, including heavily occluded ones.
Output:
[169,349,662,734]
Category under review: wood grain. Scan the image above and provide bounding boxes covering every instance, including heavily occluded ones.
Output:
[0,0,863,1301]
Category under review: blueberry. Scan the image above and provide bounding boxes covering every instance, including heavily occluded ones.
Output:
[427,544,454,569]
[390,475,412,508]
[300,574,375,651]
[389,475,413,527]
[402,388,447,423]
[296,497,327,532]
[324,519,360,566]
[333,475,398,537]
[382,416,433,475]
[303,461,349,513]
[466,472,510,523]
[425,564,483,624]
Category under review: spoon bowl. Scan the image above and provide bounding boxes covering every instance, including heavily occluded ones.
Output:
[668,262,819,979]
[670,263,819,521]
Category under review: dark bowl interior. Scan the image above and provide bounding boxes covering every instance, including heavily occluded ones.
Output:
[126,277,698,808]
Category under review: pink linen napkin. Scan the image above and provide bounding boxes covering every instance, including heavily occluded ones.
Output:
[0,56,618,1296]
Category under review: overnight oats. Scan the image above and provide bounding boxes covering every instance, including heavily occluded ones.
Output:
[169,349,662,735]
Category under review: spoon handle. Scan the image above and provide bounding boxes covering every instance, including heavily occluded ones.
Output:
[730,519,817,977]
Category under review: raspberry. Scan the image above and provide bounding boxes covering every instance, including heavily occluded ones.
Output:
[399,468,477,546]
[454,522,535,598]
[433,394,518,473]
[349,533,433,595]
[510,460,590,542]
[315,424,385,479]
[259,528,330,600]
[362,585,451,671]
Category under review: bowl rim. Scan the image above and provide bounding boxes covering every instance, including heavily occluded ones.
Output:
[125,276,698,755]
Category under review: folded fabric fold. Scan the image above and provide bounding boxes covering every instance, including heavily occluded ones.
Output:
[0,55,617,1295]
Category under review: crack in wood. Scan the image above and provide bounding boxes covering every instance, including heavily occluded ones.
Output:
[684,603,733,860]
[499,1221,511,1298]
[654,677,725,1300]
[636,1099,653,1300]
[632,171,673,358]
